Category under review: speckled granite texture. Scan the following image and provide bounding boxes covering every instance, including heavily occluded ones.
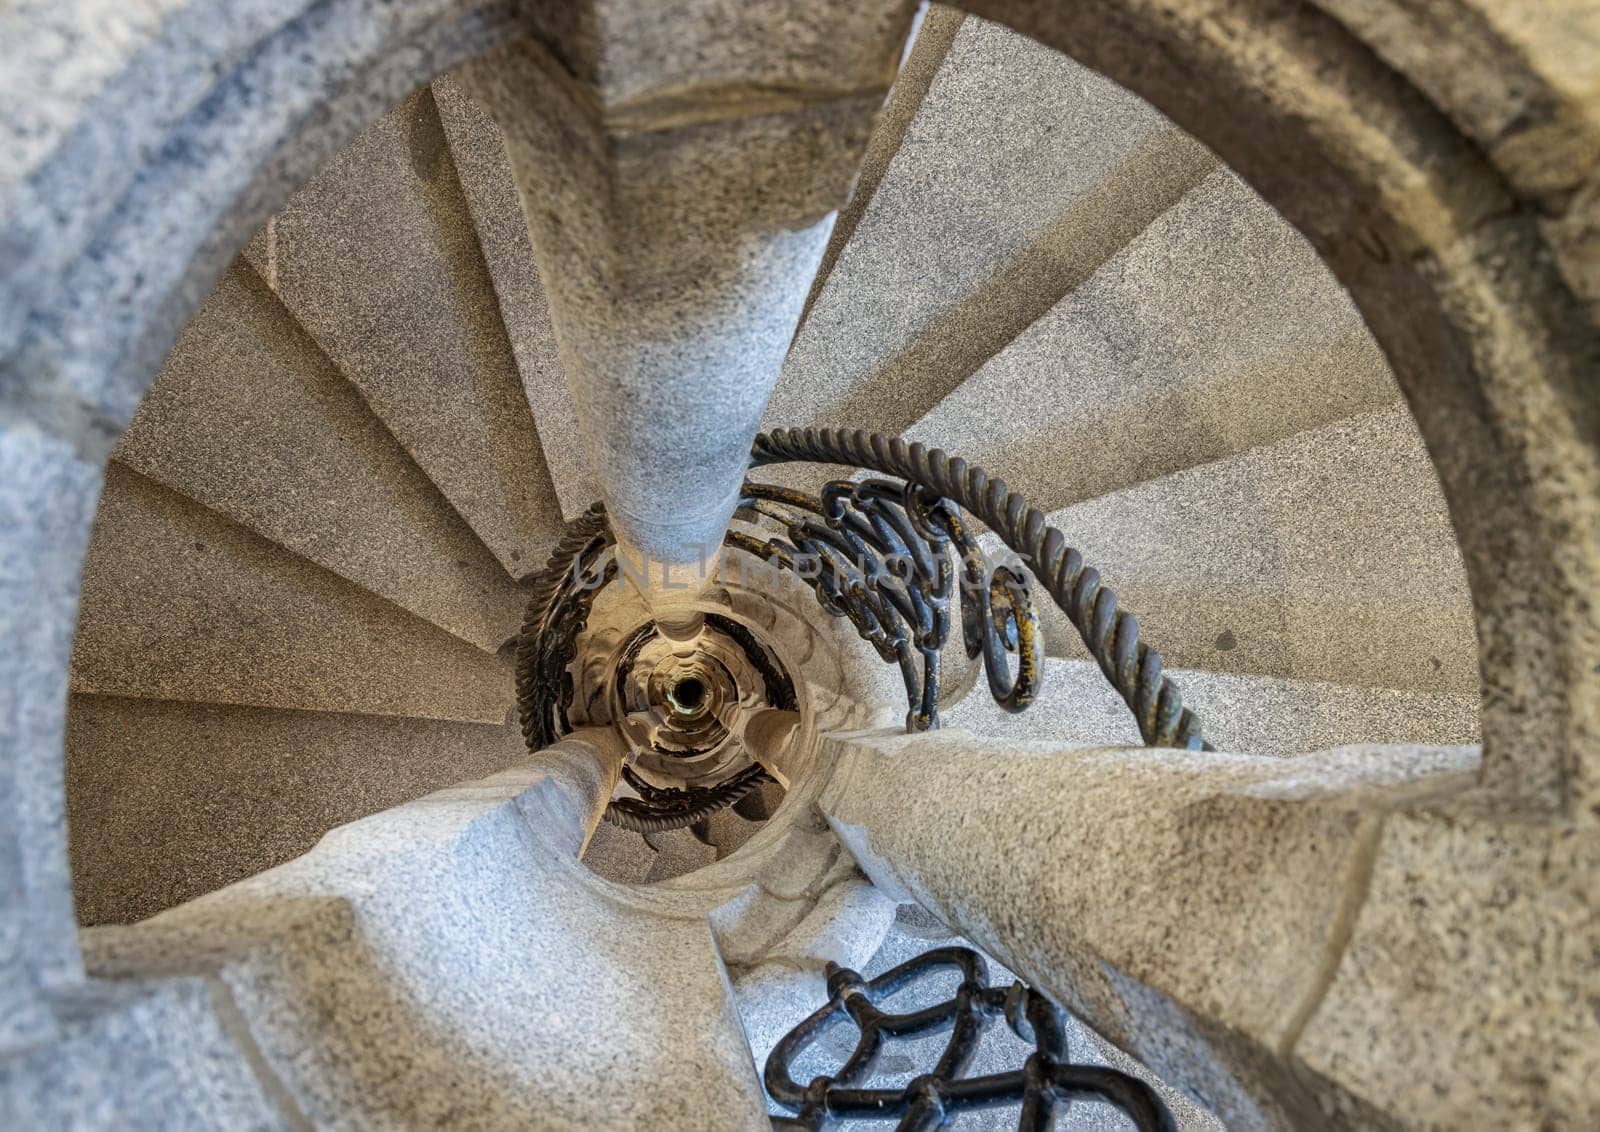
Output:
[996,406,1477,694]
[820,727,1596,1128]
[432,73,598,522]
[903,168,1400,513]
[245,88,564,577]
[4,1,1600,1128]
[942,656,1478,754]
[115,261,524,651]
[767,18,1217,445]
[67,695,529,924]
[70,464,514,721]
[459,1,919,566]
[80,733,773,1128]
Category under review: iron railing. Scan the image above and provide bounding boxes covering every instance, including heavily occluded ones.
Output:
[516,430,1206,832]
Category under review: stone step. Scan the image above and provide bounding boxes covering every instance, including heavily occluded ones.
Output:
[66,693,528,925]
[115,260,524,652]
[431,74,598,522]
[942,657,1478,755]
[691,806,768,861]
[987,406,1477,694]
[817,732,1531,1129]
[643,827,719,883]
[579,821,659,885]
[905,167,1402,515]
[70,463,514,720]
[764,15,1216,443]
[245,87,562,577]
[797,4,966,329]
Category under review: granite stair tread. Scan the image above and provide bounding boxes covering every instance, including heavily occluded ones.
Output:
[114,260,525,653]
[579,821,659,885]
[764,16,1217,445]
[941,656,1478,756]
[642,827,719,883]
[797,5,966,330]
[988,405,1477,694]
[690,806,767,861]
[66,694,529,925]
[905,167,1402,515]
[245,88,562,576]
[431,75,598,522]
[70,463,514,721]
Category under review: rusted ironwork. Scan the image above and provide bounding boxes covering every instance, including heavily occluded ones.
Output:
[749,428,1206,750]
[728,473,1043,732]
[765,946,1175,1131]
[515,503,614,752]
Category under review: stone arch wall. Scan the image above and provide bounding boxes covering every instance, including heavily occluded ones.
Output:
[0,0,525,1064]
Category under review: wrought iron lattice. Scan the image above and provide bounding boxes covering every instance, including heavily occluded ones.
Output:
[514,430,1208,831]
[747,429,1207,750]
[765,946,1175,1131]
[726,475,1042,733]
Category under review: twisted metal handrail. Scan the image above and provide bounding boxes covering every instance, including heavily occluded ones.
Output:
[515,503,612,752]
[750,428,1206,750]
[607,763,774,835]
[765,946,1175,1131]
[514,429,1207,834]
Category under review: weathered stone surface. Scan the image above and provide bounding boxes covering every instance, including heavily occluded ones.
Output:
[687,804,765,861]
[431,73,598,522]
[0,976,287,1128]
[820,728,1481,1128]
[461,1,918,568]
[67,694,529,925]
[247,87,562,576]
[0,0,285,363]
[83,732,770,1128]
[579,820,659,884]
[765,17,1217,444]
[1294,809,1600,1128]
[943,657,1479,754]
[1002,406,1476,694]
[1,0,520,433]
[116,260,524,651]
[0,424,102,1052]
[70,463,513,721]
[3,4,903,1087]
[644,827,720,883]
[906,168,1401,513]
[797,4,967,327]
[961,0,1600,823]
[2,6,1598,1129]
[1303,0,1600,319]
[729,875,897,1077]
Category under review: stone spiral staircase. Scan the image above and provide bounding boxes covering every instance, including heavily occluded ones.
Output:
[66,17,1481,925]
[3,1,1597,1130]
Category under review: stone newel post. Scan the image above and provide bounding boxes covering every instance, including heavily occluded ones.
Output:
[459,1,919,627]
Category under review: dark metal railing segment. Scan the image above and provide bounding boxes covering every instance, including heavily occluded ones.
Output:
[764,946,1176,1131]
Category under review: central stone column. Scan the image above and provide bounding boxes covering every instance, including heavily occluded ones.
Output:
[461,1,918,633]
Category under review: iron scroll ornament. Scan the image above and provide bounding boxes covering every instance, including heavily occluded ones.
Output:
[515,430,1210,832]
[746,428,1207,750]
[764,946,1176,1131]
